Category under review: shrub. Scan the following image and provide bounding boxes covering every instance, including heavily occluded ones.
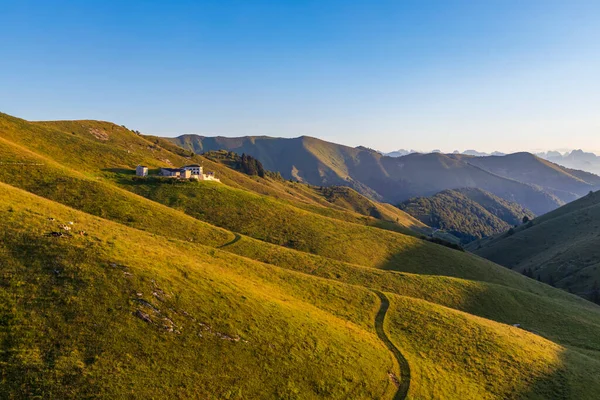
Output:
[426,237,464,252]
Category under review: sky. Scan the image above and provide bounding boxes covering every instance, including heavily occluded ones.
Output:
[1,0,600,153]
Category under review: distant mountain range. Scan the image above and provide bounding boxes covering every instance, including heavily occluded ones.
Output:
[386,148,600,177]
[166,135,600,215]
[536,149,600,176]
[385,149,507,157]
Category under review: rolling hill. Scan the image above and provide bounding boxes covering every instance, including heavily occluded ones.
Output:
[2,111,600,399]
[469,189,600,302]
[400,188,535,243]
[167,135,600,215]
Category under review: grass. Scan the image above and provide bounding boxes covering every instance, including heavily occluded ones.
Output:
[0,135,233,247]
[384,294,600,399]
[119,177,426,267]
[471,190,600,300]
[222,235,600,354]
[0,183,395,399]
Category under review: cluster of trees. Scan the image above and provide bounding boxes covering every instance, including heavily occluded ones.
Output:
[521,267,535,279]
[237,153,266,178]
[592,281,600,304]
[520,269,599,304]
[202,150,282,180]
[400,190,515,243]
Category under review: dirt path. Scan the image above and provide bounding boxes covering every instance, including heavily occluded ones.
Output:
[373,290,411,400]
[218,233,241,248]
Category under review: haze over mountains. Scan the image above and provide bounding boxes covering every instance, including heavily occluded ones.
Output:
[388,148,600,177]
[385,149,507,157]
[537,150,600,176]
[168,135,600,216]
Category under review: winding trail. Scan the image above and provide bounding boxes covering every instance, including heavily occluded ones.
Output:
[372,290,411,400]
[218,233,241,248]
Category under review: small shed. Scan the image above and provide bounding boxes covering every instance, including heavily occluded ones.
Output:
[136,165,148,177]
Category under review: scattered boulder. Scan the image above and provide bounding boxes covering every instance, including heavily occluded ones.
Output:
[46,231,71,238]
[134,310,153,324]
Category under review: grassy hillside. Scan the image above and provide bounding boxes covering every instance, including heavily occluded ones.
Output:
[0,184,396,399]
[470,190,600,302]
[0,135,234,247]
[3,112,600,398]
[0,113,426,236]
[119,177,436,268]
[223,235,600,354]
[400,188,534,243]
[384,294,600,399]
[167,134,600,214]
[4,176,600,398]
[200,148,429,233]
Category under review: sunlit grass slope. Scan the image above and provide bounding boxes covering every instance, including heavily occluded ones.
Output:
[384,294,600,399]
[0,113,425,235]
[120,177,491,270]
[5,121,599,356]
[0,183,396,399]
[0,135,233,246]
[223,235,600,355]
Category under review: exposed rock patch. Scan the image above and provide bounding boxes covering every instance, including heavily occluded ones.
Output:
[89,127,109,141]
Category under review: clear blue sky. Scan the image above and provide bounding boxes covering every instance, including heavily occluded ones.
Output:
[2,0,599,153]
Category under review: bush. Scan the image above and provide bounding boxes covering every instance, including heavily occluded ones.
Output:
[426,237,465,252]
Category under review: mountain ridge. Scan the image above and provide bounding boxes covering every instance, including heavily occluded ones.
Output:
[166,134,600,215]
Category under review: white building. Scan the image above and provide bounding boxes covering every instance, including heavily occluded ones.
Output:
[202,171,220,182]
[182,164,202,176]
[158,165,220,182]
[160,167,181,177]
[136,165,148,177]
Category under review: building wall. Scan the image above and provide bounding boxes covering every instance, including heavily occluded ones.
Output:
[136,166,148,177]
[183,166,202,176]
[160,168,180,177]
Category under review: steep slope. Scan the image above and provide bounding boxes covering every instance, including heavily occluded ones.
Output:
[167,134,593,214]
[400,188,534,243]
[385,294,600,399]
[470,190,600,301]
[0,184,396,399]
